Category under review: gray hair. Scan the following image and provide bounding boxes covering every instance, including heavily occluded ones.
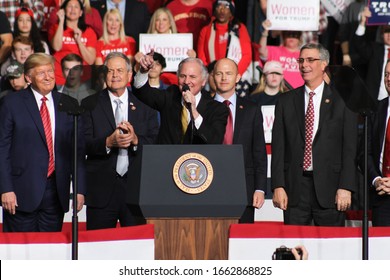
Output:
[177,57,208,81]
[104,52,132,72]
[300,43,330,64]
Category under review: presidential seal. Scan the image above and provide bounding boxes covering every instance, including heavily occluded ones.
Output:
[173,153,214,194]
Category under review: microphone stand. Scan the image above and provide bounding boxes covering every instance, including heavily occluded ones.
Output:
[327,65,377,260]
[58,94,86,261]
[71,113,79,260]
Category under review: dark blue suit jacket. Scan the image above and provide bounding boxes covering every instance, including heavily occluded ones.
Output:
[0,87,86,213]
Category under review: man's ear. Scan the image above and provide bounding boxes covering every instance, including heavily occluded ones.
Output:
[24,73,32,84]
[236,74,242,84]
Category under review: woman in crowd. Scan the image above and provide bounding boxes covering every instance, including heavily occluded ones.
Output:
[135,7,195,85]
[197,0,252,96]
[147,7,177,34]
[95,9,136,65]
[259,19,303,89]
[48,0,97,85]
[13,7,50,54]
[47,0,103,38]
[250,60,285,106]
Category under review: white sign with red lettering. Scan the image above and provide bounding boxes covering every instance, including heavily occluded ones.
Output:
[262,105,275,144]
[139,34,193,72]
[267,0,320,31]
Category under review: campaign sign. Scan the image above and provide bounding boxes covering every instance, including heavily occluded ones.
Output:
[321,0,353,23]
[261,105,276,144]
[267,0,319,31]
[139,33,193,72]
[367,0,390,25]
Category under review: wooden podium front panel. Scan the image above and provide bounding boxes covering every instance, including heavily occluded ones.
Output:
[147,218,237,260]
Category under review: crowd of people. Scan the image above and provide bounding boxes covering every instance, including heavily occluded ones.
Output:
[0,0,389,234]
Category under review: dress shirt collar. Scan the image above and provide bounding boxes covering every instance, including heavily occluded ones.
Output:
[108,88,128,104]
[214,92,237,108]
[31,87,53,106]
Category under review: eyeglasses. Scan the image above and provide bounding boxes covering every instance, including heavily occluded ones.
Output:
[297,57,322,64]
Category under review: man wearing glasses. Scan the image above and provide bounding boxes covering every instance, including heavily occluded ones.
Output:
[271,43,359,226]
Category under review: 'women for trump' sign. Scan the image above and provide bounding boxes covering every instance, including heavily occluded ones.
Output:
[267,0,320,31]
[139,33,193,72]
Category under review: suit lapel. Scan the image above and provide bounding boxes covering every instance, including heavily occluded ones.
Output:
[52,91,64,148]
[196,93,208,116]
[127,92,136,123]
[233,97,244,142]
[316,84,332,137]
[378,98,389,151]
[100,90,116,130]
[293,87,306,140]
[23,88,47,144]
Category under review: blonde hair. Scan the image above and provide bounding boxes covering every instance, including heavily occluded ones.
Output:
[147,7,177,34]
[251,73,285,95]
[101,9,126,45]
[24,53,54,75]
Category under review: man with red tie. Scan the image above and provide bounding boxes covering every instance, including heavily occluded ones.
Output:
[0,53,86,232]
[213,58,267,223]
[271,43,358,226]
[366,59,390,226]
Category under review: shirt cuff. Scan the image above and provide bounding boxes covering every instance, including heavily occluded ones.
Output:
[372,176,381,187]
[194,114,203,129]
[355,25,365,36]
[133,71,149,88]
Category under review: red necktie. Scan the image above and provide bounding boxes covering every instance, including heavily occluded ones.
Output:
[388,48,390,59]
[303,92,315,171]
[223,100,233,145]
[40,97,55,177]
[383,117,390,177]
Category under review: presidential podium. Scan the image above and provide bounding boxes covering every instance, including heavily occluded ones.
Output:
[127,145,247,260]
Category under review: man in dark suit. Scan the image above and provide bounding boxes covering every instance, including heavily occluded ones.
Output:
[133,54,229,144]
[213,58,267,223]
[0,53,86,232]
[83,52,158,230]
[91,0,150,46]
[271,43,358,226]
[353,7,390,102]
[366,59,390,226]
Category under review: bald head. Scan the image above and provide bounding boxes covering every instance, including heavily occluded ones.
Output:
[213,58,241,98]
[214,58,239,74]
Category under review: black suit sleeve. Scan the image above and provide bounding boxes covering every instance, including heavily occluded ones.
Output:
[253,103,268,192]
[196,99,229,144]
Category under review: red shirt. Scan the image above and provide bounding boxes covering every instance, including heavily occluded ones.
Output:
[96,37,136,62]
[167,0,213,50]
[48,24,97,85]
[197,22,253,76]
